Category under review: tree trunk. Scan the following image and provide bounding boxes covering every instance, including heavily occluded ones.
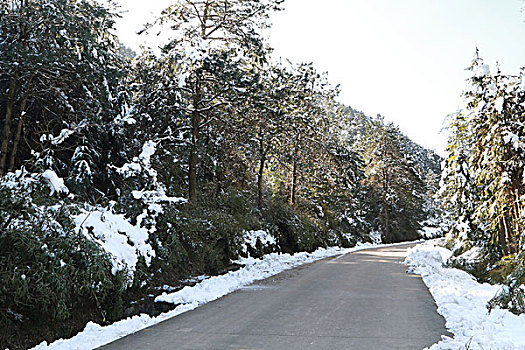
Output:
[188,113,200,202]
[382,167,391,242]
[514,189,523,253]
[502,215,515,255]
[9,83,31,172]
[510,182,523,254]
[9,114,24,173]
[383,199,391,243]
[188,73,202,202]
[290,149,298,206]
[498,218,510,256]
[0,74,19,175]
[258,144,266,212]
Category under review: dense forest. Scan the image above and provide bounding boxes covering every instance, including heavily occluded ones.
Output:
[0,0,447,349]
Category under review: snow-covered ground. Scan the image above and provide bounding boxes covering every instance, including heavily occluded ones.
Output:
[406,242,525,350]
[32,242,395,350]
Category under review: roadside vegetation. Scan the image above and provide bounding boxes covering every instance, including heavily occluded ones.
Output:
[440,51,525,315]
[0,1,441,349]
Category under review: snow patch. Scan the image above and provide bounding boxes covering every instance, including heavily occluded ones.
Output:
[138,140,156,168]
[131,189,186,205]
[41,170,69,195]
[74,206,155,279]
[494,96,505,113]
[369,230,382,245]
[419,226,444,239]
[503,131,521,151]
[474,63,491,78]
[405,242,525,350]
[241,230,276,254]
[117,140,158,178]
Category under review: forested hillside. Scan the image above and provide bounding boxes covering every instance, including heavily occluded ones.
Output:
[0,1,441,348]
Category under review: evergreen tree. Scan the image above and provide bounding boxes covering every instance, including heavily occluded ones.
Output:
[146,0,283,201]
[362,118,426,243]
[441,53,525,258]
[0,0,127,199]
[440,53,525,314]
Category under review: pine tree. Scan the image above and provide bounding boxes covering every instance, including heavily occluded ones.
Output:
[0,0,127,199]
[146,0,283,201]
[362,118,426,243]
[441,53,525,257]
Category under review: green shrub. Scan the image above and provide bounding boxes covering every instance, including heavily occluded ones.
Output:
[488,254,525,315]
[0,177,126,349]
[148,189,261,278]
[264,199,321,253]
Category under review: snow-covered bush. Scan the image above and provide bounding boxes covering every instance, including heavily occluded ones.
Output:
[151,190,261,276]
[0,172,127,349]
[240,230,277,258]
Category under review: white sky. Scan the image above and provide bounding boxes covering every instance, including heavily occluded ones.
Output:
[112,0,525,155]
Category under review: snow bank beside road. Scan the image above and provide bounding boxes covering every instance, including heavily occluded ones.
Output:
[157,247,345,305]
[406,242,525,350]
[32,243,381,350]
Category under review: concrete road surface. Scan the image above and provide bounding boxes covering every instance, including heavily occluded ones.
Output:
[100,243,450,349]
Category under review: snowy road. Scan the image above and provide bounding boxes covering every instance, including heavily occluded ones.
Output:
[99,243,449,349]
